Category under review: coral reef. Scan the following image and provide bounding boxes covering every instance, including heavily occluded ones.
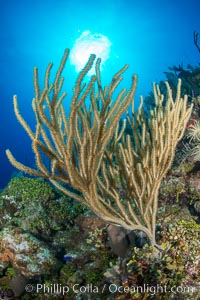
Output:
[1,48,199,299]
[0,171,199,299]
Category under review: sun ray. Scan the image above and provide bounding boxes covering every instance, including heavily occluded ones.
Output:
[70,30,111,75]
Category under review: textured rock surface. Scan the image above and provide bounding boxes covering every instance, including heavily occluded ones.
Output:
[0,227,58,277]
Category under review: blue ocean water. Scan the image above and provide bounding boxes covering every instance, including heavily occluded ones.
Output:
[0,0,199,188]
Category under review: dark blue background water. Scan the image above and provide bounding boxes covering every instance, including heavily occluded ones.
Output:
[0,0,200,188]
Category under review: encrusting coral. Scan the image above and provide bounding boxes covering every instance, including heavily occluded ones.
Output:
[6,49,193,251]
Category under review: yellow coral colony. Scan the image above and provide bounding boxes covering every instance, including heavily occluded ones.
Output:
[6,49,193,250]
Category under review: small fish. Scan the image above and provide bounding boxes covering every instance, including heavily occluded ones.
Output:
[63,255,74,262]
